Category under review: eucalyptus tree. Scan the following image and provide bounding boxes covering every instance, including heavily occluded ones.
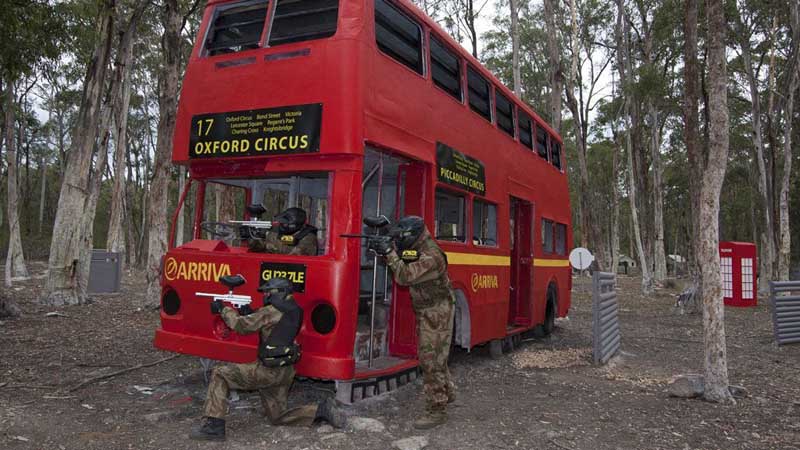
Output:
[1,0,65,290]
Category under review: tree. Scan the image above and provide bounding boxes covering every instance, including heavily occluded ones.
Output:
[145,0,184,307]
[700,0,733,403]
[543,0,563,132]
[0,0,65,287]
[509,0,521,96]
[44,0,116,306]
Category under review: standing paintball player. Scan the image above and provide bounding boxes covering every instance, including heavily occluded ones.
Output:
[190,276,345,441]
[368,216,456,429]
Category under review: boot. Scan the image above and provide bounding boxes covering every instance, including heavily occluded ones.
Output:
[413,410,447,430]
[315,397,347,428]
[189,417,226,441]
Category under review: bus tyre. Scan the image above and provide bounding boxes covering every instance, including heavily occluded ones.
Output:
[489,339,503,359]
[542,287,557,336]
[533,286,557,338]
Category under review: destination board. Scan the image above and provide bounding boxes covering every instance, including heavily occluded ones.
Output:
[189,103,322,158]
[436,142,486,195]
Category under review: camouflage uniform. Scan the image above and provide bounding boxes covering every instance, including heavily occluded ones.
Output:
[248,230,317,256]
[203,304,317,426]
[385,228,456,413]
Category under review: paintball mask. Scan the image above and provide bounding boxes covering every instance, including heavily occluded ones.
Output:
[390,216,425,252]
[274,207,307,235]
[258,276,294,308]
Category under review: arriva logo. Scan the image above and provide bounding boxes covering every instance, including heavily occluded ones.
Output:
[164,257,231,282]
[470,273,499,292]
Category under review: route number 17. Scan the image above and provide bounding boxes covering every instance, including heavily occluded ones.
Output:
[196,118,214,136]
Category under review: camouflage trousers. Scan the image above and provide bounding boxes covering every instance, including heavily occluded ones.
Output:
[416,296,456,412]
[204,362,318,426]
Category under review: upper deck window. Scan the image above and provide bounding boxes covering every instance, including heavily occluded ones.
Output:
[375,0,423,74]
[467,66,492,122]
[495,92,514,137]
[518,113,533,149]
[535,125,549,160]
[431,36,462,101]
[205,0,268,56]
[551,140,562,170]
[268,0,339,46]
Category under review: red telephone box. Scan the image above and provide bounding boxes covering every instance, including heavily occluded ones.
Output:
[719,241,757,307]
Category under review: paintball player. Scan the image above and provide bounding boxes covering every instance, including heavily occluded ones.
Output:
[248,207,318,255]
[368,216,456,429]
[190,277,346,441]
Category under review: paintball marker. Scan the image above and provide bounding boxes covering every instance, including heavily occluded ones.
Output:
[340,216,395,254]
[197,274,254,313]
[340,215,392,239]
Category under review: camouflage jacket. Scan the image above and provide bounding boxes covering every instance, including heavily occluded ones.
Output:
[248,228,317,256]
[385,229,454,310]
[221,304,283,360]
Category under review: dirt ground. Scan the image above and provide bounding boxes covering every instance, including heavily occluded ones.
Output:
[1,262,799,450]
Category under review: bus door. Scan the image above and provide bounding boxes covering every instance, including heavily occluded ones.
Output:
[359,148,424,365]
[509,197,534,326]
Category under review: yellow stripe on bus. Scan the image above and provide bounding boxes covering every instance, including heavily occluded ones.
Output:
[445,252,511,266]
[443,253,570,268]
[533,259,570,267]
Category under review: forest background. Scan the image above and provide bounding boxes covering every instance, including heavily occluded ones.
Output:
[0,0,798,400]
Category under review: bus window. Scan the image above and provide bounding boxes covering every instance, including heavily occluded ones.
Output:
[430,35,462,101]
[536,125,549,160]
[473,200,498,247]
[467,66,492,121]
[204,0,268,56]
[551,140,562,170]
[435,188,466,242]
[495,92,514,137]
[201,173,330,254]
[555,222,567,255]
[518,112,533,150]
[542,218,554,253]
[268,0,339,46]
[375,0,423,75]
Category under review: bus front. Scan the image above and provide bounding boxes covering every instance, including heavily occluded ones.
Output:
[153,0,368,381]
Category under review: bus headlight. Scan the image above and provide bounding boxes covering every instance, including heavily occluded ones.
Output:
[311,303,336,335]
[162,289,181,315]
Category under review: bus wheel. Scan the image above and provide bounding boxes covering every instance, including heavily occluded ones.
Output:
[542,286,557,336]
[489,339,503,359]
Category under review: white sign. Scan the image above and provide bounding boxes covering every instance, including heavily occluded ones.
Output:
[569,247,594,270]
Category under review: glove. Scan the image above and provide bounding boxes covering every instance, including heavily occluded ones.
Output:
[368,236,393,256]
[239,304,254,316]
[210,299,225,315]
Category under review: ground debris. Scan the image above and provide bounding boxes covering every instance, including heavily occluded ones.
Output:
[511,347,591,369]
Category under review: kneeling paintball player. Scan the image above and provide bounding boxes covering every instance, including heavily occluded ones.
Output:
[190,277,346,441]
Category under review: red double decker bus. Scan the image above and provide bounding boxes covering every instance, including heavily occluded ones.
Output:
[154,0,572,400]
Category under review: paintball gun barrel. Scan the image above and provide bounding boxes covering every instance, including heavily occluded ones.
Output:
[196,292,253,309]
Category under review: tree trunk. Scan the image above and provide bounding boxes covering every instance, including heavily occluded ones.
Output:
[684,0,703,291]
[701,0,733,404]
[175,165,186,246]
[145,0,182,307]
[4,79,29,286]
[38,153,46,234]
[650,101,667,282]
[43,0,115,306]
[737,17,776,291]
[614,0,651,293]
[107,12,139,267]
[510,0,521,97]
[779,2,800,281]
[543,0,562,132]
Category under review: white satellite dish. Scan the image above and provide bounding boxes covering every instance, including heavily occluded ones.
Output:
[569,247,594,271]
